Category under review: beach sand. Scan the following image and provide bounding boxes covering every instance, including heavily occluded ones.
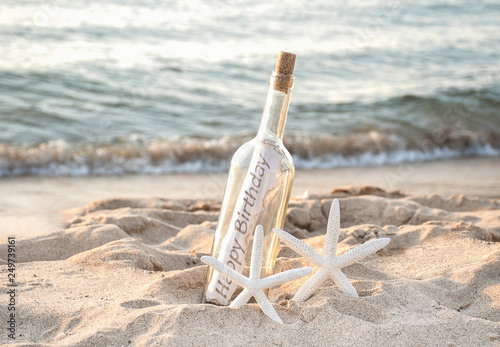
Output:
[1,158,499,345]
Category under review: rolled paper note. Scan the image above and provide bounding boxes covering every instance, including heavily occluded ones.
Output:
[205,139,284,305]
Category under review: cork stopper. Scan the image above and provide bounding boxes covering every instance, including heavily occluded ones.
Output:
[273,51,296,93]
[275,51,296,75]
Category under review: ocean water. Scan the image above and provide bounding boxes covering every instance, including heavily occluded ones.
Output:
[0,0,499,176]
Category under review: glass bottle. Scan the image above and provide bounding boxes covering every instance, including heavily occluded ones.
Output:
[204,52,296,305]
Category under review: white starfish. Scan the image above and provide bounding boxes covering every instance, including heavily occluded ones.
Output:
[201,225,312,323]
[274,198,390,302]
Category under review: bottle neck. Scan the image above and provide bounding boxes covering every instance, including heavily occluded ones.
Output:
[257,72,294,141]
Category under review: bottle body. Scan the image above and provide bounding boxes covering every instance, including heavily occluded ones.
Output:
[204,75,295,305]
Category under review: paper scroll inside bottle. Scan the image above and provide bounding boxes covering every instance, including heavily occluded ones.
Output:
[205,140,284,305]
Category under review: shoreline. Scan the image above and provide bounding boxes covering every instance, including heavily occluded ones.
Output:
[1,156,499,237]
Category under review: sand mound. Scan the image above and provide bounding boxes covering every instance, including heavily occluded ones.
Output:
[68,237,200,272]
[77,197,221,215]
[1,186,499,346]
[68,207,218,244]
[8,224,128,263]
[161,222,215,254]
[408,194,500,212]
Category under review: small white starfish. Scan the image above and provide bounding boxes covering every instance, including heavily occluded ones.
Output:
[201,225,312,323]
[274,198,390,302]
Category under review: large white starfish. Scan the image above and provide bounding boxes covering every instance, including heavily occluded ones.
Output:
[274,198,390,302]
[201,225,312,323]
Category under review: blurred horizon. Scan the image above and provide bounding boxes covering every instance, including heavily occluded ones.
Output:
[0,0,499,176]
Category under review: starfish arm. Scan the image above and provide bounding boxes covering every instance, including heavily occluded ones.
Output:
[258,267,312,289]
[335,238,390,269]
[201,255,249,288]
[292,268,329,302]
[330,268,358,297]
[254,291,283,324]
[229,288,253,309]
[273,228,325,266]
[249,225,264,281]
[324,198,341,261]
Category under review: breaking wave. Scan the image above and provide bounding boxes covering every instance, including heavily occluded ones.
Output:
[1,129,499,177]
